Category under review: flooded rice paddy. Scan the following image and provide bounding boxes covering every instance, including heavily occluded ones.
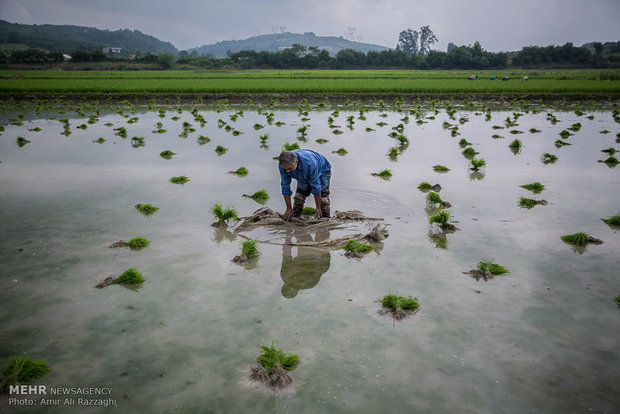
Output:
[0,100,619,413]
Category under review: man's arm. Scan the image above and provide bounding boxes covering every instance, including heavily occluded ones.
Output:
[313,193,322,219]
[283,194,293,221]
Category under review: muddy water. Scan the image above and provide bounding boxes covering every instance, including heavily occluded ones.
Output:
[0,104,619,413]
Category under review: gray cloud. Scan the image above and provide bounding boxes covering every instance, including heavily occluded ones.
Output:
[1,0,618,51]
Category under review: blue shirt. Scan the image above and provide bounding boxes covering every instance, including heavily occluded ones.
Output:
[279,149,331,196]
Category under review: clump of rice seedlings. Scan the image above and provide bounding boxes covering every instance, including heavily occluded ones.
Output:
[231,130,242,136]
[315,138,328,144]
[371,169,392,179]
[16,137,31,147]
[600,156,619,165]
[211,204,239,227]
[249,341,299,391]
[601,147,617,155]
[458,138,471,147]
[109,237,151,250]
[159,150,175,159]
[282,142,300,151]
[197,135,210,145]
[343,239,375,258]
[233,239,261,265]
[509,139,522,149]
[253,123,264,130]
[542,153,558,164]
[425,191,444,207]
[510,130,524,134]
[376,292,420,320]
[614,295,620,308]
[274,121,285,127]
[114,126,127,137]
[135,203,159,216]
[428,209,455,230]
[333,148,348,156]
[600,129,610,134]
[561,232,603,247]
[231,167,249,176]
[417,182,441,192]
[463,259,510,281]
[520,182,545,193]
[131,136,145,147]
[492,125,504,129]
[332,129,344,135]
[244,189,269,202]
[569,122,581,132]
[376,122,387,127]
[462,147,478,157]
[297,125,308,137]
[529,128,542,133]
[29,126,42,132]
[93,137,106,144]
[601,214,620,229]
[1,355,51,392]
[554,139,571,148]
[301,206,316,215]
[559,130,572,139]
[519,196,547,209]
[170,176,190,184]
[470,158,486,171]
[433,165,450,173]
[387,147,399,158]
[215,145,228,154]
[259,134,269,142]
[116,267,145,284]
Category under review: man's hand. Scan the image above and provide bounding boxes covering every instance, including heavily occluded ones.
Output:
[283,208,293,221]
[315,209,323,219]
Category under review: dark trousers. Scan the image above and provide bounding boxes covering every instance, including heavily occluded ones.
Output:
[292,173,331,218]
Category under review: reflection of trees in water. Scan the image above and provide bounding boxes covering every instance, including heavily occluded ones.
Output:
[280,228,331,299]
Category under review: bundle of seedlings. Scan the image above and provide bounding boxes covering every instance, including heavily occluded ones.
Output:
[135,203,159,216]
[428,209,457,231]
[520,182,545,194]
[433,165,450,173]
[333,148,348,156]
[463,260,510,281]
[614,295,620,308]
[232,239,260,265]
[95,267,145,289]
[371,169,392,179]
[214,145,228,154]
[1,355,51,392]
[159,150,175,159]
[560,232,603,247]
[417,182,442,193]
[282,142,300,151]
[509,139,522,154]
[426,191,451,208]
[601,214,620,229]
[108,237,150,250]
[243,189,270,203]
[518,197,548,209]
[554,139,571,148]
[228,167,249,176]
[376,292,420,321]
[542,153,558,164]
[249,341,299,392]
[16,137,30,147]
[170,176,190,184]
[93,137,106,144]
[462,147,478,158]
[211,204,239,227]
[197,136,211,145]
[598,155,619,165]
[458,138,472,148]
[301,206,316,216]
[469,158,486,171]
[343,239,375,259]
[131,136,145,147]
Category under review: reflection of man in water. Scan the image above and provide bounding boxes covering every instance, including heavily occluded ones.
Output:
[280,227,331,298]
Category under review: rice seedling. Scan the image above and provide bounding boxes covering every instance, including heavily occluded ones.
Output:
[601,156,619,165]
[376,292,420,320]
[433,165,450,173]
[601,214,620,228]
[561,232,591,246]
[247,189,269,201]
[334,148,348,156]
[542,153,558,164]
[131,136,145,147]
[253,123,265,130]
[601,147,617,155]
[554,139,571,148]
[332,129,344,135]
[282,142,300,151]
[135,203,159,216]
[569,122,582,132]
[114,126,127,137]
[343,240,375,258]
[492,125,504,129]
[16,137,30,147]
[249,341,299,391]
[1,355,51,392]
[509,139,522,149]
[215,145,228,154]
[518,196,548,209]
[231,130,242,136]
[470,158,486,171]
[29,127,42,132]
[197,135,210,145]
[170,176,190,184]
[259,134,269,142]
[428,209,453,229]
[600,129,610,134]
[477,260,510,275]
[232,167,249,176]
[376,122,387,127]
[115,267,145,284]
[559,130,572,139]
[529,128,541,133]
[159,150,175,159]
[93,137,106,144]
[365,127,375,132]
[462,147,478,157]
[241,239,260,259]
[510,130,524,134]
[426,191,443,207]
[297,125,308,136]
[315,138,329,144]
[371,169,392,178]
[417,182,432,191]
[458,138,471,147]
[211,204,239,226]
[520,182,545,193]
[614,296,620,308]
[387,147,399,158]
[301,206,316,215]
[110,237,151,250]
[492,134,503,139]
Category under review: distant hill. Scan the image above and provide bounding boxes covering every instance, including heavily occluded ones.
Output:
[0,20,178,54]
[190,32,389,57]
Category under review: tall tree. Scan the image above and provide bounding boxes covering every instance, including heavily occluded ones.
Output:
[419,25,438,55]
[397,29,419,56]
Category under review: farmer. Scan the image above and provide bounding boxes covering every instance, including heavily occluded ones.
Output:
[278,149,332,220]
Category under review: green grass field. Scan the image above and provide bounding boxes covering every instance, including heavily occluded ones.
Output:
[0,69,618,96]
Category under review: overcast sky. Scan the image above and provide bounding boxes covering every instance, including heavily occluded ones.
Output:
[1,0,619,52]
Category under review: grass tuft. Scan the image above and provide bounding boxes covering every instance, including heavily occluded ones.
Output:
[561,232,590,246]
[433,165,450,172]
[115,267,145,284]
[520,182,545,193]
[1,355,51,392]
[301,206,316,215]
[126,237,150,250]
[211,204,239,224]
[135,203,159,216]
[343,240,374,253]
[417,182,432,191]
[241,239,260,259]
[477,260,510,275]
[234,167,249,175]
[250,189,269,201]
[601,214,620,227]
[378,293,420,312]
[170,176,190,184]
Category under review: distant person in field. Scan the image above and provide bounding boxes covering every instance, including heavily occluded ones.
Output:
[278,150,332,220]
